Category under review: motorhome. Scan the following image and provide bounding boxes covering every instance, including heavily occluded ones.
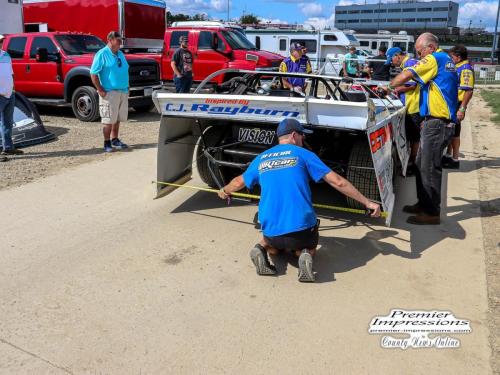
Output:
[244,26,360,72]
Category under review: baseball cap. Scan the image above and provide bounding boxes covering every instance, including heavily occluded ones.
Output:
[385,47,403,65]
[276,118,312,137]
[107,31,123,40]
[290,42,304,51]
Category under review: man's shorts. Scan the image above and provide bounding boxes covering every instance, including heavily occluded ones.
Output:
[99,90,129,125]
[405,112,422,143]
[264,220,320,251]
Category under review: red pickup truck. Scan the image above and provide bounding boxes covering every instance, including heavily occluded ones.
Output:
[1,32,161,122]
[161,23,284,84]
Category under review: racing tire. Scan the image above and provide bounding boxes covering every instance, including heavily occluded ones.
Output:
[196,126,227,188]
[71,86,100,122]
[346,140,381,209]
[133,104,154,113]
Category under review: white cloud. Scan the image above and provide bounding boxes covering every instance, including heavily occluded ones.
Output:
[458,1,498,29]
[210,0,227,12]
[164,0,227,13]
[304,13,336,29]
[258,17,288,24]
[298,2,324,17]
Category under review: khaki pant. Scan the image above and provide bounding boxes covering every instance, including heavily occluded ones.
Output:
[99,90,129,124]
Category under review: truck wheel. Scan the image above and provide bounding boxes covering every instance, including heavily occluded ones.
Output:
[196,126,227,188]
[133,104,154,113]
[346,140,381,209]
[71,86,100,122]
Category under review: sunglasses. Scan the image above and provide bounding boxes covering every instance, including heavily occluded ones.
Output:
[116,57,122,68]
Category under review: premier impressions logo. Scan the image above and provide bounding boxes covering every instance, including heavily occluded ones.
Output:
[368,309,471,349]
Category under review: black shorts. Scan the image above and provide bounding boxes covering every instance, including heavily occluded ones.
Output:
[405,113,422,143]
[264,220,320,250]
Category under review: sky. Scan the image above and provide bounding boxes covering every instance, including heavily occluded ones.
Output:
[163,0,500,31]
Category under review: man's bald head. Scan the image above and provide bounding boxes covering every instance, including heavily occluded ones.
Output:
[415,32,439,58]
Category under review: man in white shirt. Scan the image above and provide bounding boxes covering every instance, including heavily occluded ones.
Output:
[0,34,23,162]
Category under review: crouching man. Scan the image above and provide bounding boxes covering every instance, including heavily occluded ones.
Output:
[218,119,381,282]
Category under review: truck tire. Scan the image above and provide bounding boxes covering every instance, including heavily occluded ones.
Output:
[196,126,227,188]
[133,104,154,113]
[71,86,100,122]
[346,140,381,209]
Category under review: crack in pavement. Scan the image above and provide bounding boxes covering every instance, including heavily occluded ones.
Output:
[0,337,74,375]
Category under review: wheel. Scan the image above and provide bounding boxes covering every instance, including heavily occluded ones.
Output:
[346,140,381,209]
[71,86,99,122]
[133,104,154,113]
[195,126,227,188]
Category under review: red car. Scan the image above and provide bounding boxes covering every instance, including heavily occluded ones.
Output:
[1,32,161,122]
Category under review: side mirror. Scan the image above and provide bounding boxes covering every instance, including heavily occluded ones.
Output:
[36,48,48,63]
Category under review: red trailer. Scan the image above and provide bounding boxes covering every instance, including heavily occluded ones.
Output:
[23,0,167,52]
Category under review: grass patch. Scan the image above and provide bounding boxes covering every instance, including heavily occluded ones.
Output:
[480,89,500,123]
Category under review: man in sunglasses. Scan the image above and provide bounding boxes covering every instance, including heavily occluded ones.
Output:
[218,118,381,282]
[385,32,458,225]
[91,31,130,153]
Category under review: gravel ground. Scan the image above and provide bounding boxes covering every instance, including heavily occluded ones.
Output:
[0,106,160,190]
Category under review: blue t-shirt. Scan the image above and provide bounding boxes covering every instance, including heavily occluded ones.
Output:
[243,144,331,237]
[90,46,129,93]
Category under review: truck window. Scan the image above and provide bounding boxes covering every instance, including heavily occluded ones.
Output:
[6,37,27,59]
[170,31,189,49]
[55,35,105,55]
[290,39,317,53]
[198,31,212,50]
[371,41,377,50]
[221,30,255,50]
[30,37,59,58]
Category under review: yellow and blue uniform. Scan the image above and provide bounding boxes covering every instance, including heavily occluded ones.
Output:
[279,55,312,89]
[400,55,420,115]
[407,49,458,122]
[456,59,474,102]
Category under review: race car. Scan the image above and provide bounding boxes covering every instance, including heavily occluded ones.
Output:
[152,69,409,225]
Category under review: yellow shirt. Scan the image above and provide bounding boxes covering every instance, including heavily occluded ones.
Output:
[456,60,474,102]
[400,55,420,115]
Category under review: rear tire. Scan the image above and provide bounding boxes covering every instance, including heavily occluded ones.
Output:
[71,86,100,122]
[346,140,381,209]
[196,126,227,188]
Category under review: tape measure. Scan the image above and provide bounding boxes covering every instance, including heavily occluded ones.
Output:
[154,180,387,218]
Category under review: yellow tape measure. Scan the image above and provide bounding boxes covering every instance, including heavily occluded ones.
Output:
[154,180,387,218]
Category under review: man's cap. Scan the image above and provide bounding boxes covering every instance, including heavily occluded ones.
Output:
[349,46,356,51]
[290,42,304,51]
[386,47,403,65]
[179,35,188,43]
[107,31,122,40]
[277,118,312,137]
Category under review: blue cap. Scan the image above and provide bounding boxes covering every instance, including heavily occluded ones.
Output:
[290,42,304,51]
[386,47,403,65]
[276,118,312,137]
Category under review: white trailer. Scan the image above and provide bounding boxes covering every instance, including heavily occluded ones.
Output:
[244,27,360,73]
[352,31,415,55]
[0,0,24,35]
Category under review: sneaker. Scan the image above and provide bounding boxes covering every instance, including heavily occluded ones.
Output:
[1,148,24,155]
[249,244,276,276]
[441,155,453,168]
[0,156,8,162]
[443,159,459,169]
[298,249,315,282]
[111,138,128,150]
[104,142,113,153]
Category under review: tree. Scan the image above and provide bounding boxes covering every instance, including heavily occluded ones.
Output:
[240,14,260,25]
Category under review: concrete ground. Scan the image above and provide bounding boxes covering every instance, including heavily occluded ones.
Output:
[0,98,495,374]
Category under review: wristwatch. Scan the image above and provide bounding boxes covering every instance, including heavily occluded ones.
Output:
[459,106,466,113]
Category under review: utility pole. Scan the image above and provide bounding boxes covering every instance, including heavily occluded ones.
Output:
[492,0,500,62]
[227,0,230,22]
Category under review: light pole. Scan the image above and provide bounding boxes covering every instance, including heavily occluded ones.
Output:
[491,0,500,62]
[227,0,230,22]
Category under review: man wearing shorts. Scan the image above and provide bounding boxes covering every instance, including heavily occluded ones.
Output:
[218,118,381,282]
[386,47,421,174]
[90,31,129,153]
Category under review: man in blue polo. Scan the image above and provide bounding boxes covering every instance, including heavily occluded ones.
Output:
[279,42,312,93]
[387,33,457,225]
[218,118,381,282]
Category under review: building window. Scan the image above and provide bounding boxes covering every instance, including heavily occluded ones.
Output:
[336,10,346,14]
[433,7,448,11]
[405,8,416,12]
[361,9,373,13]
[360,19,373,23]
[404,18,416,22]
[374,9,387,13]
[387,19,401,23]
[419,8,432,12]
[417,18,431,22]
[388,9,402,13]
[348,10,360,14]
[432,18,448,22]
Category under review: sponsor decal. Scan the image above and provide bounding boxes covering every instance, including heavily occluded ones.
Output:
[369,309,471,349]
[445,61,456,72]
[258,157,298,173]
[238,128,275,145]
[165,103,300,118]
[369,124,391,153]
